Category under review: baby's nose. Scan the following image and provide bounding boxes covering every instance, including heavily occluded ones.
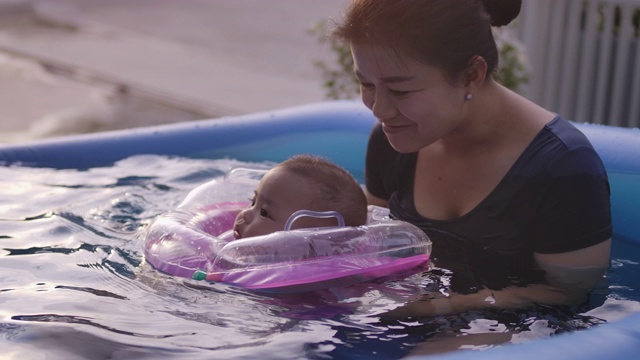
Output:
[236,210,248,224]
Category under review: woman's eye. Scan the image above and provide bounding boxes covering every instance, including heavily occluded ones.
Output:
[359,82,375,90]
[390,89,410,97]
[259,208,269,218]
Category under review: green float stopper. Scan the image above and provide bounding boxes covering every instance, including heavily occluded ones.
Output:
[192,270,207,281]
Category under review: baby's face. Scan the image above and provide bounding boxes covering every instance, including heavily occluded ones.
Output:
[233,167,315,239]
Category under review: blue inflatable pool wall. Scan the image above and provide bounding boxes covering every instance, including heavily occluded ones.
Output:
[1,101,639,360]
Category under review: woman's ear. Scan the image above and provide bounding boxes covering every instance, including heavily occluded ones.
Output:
[463,55,488,88]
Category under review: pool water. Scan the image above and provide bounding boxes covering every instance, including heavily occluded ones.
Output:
[1,155,639,359]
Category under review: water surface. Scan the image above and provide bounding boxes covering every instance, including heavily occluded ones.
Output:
[1,155,639,359]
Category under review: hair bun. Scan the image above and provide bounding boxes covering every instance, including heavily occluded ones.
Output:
[481,0,522,27]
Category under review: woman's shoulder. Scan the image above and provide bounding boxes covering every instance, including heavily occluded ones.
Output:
[533,115,607,174]
[543,115,596,148]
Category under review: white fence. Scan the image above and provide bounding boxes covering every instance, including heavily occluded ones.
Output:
[514,0,640,127]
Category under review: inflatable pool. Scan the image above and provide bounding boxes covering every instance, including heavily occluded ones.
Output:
[0,101,639,360]
[142,167,432,292]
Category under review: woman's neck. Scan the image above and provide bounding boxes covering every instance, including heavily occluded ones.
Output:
[434,80,553,157]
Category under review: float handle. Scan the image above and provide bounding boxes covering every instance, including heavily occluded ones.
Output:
[284,210,345,231]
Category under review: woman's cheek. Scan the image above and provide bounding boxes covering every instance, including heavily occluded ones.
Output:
[361,88,375,110]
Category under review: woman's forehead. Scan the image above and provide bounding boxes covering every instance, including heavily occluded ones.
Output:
[351,42,428,77]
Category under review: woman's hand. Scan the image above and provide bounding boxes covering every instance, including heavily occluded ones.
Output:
[381,289,493,319]
[381,284,572,320]
[382,295,455,319]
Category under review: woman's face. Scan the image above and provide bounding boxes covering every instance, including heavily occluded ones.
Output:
[351,42,471,153]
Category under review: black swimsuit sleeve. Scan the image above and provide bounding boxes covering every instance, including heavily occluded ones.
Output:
[365,122,398,200]
[533,146,612,254]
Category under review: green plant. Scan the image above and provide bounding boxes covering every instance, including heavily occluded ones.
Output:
[309,21,530,98]
[308,21,360,100]
[493,28,530,93]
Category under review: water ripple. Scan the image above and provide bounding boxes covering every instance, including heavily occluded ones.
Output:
[4,243,111,256]
[1,157,636,359]
[11,314,191,339]
[54,285,129,300]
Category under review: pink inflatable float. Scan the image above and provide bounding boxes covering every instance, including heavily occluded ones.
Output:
[143,168,432,292]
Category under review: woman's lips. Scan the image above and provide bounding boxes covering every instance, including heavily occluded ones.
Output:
[382,122,411,135]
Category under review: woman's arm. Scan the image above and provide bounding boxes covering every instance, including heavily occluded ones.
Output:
[383,239,611,318]
[534,238,611,290]
[365,189,389,208]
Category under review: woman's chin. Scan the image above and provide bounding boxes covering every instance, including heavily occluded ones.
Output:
[388,139,421,153]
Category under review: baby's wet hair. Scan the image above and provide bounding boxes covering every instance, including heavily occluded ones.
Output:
[277,154,368,226]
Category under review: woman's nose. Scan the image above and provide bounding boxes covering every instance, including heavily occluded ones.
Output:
[371,89,397,120]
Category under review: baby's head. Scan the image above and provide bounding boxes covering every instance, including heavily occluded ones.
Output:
[233,155,367,239]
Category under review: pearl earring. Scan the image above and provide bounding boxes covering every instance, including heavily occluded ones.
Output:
[465,93,473,101]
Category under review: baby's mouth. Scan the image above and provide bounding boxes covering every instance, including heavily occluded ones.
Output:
[233,224,242,239]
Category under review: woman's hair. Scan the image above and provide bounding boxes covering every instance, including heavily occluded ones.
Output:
[277,154,368,226]
[332,0,522,81]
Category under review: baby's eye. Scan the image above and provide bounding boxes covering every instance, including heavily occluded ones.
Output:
[259,208,269,218]
[249,196,256,206]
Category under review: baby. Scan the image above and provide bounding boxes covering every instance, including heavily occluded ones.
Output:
[233,154,368,239]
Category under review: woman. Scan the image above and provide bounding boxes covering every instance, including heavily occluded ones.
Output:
[333,0,612,317]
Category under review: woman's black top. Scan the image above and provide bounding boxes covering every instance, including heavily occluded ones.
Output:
[366,116,612,291]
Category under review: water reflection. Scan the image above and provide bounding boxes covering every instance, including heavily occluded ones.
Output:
[0,155,637,359]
